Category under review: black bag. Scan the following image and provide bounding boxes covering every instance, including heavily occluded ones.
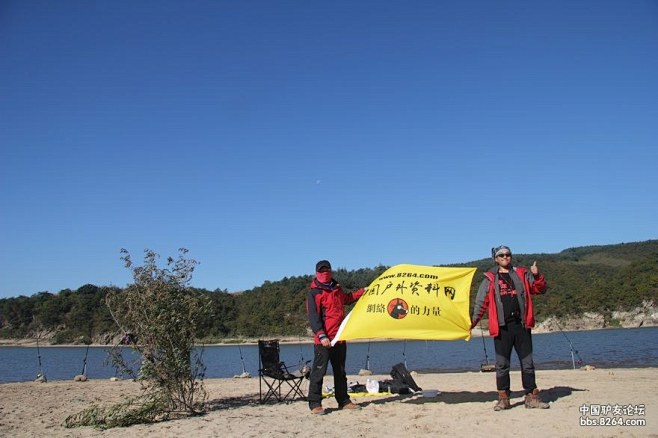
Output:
[348,382,367,393]
[378,379,392,392]
[378,379,411,394]
[390,362,422,392]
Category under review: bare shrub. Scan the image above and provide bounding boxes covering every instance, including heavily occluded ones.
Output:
[65,248,212,428]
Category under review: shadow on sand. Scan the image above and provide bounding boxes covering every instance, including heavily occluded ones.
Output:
[204,385,587,413]
[374,385,587,407]
[205,393,261,411]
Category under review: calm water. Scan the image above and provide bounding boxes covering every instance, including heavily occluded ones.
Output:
[1,327,656,383]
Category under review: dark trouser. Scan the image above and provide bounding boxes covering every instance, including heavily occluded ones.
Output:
[494,320,537,395]
[307,342,350,409]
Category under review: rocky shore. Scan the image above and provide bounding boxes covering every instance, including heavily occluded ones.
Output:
[533,302,658,333]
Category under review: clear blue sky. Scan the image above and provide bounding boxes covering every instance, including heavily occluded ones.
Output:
[1,1,657,298]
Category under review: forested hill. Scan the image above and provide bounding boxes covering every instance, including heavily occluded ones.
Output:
[1,240,657,344]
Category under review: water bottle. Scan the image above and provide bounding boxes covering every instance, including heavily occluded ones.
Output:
[366,378,379,393]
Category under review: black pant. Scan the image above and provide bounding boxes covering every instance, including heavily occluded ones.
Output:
[494,320,537,395]
[307,342,350,409]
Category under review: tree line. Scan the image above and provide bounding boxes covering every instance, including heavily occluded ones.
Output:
[1,240,657,344]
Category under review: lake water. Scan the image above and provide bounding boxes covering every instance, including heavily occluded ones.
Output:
[1,327,656,383]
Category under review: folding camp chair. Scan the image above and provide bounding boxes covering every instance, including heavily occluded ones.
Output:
[258,339,307,403]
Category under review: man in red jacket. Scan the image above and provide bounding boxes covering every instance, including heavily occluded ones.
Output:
[471,245,550,410]
[306,260,365,415]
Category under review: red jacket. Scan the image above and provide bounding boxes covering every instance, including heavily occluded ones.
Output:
[471,266,547,337]
[306,278,364,344]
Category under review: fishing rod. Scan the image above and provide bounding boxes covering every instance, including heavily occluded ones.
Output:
[297,336,311,377]
[36,335,46,382]
[81,342,91,376]
[297,336,309,366]
[402,340,408,369]
[238,345,248,375]
[233,344,252,378]
[479,322,495,372]
[358,340,373,376]
[553,320,584,369]
[364,340,371,371]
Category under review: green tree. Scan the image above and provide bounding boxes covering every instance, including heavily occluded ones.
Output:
[65,248,212,429]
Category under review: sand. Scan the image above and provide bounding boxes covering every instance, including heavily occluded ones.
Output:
[1,368,656,438]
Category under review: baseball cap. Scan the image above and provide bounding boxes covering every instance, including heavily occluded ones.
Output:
[315,260,332,271]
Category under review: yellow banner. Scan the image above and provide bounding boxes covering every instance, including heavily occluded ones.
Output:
[332,264,476,343]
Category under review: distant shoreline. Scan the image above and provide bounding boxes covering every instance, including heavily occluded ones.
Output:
[2,324,656,348]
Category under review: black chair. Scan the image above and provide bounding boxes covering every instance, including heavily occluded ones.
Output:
[258,339,307,403]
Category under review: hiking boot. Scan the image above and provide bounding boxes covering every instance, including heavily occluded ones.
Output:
[339,402,361,410]
[525,389,550,409]
[494,390,511,411]
[310,406,326,415]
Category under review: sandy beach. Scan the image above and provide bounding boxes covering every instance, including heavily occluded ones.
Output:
[1,367,655,438]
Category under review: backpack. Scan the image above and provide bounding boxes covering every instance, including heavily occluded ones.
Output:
[390,362,422,392]
[378,379,411,394]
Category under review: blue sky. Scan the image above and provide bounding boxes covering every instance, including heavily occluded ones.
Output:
[1,1,657,298]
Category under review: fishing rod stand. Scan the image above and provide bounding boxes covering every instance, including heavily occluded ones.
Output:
[567,341,578,369]
[553,320,583,370]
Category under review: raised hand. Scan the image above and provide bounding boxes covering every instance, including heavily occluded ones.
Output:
[531,261,539,276]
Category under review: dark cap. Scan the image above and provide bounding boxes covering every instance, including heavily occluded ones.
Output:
[315,260,331,272]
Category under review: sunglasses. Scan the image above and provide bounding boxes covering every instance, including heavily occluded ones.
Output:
[497,253,511,258]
